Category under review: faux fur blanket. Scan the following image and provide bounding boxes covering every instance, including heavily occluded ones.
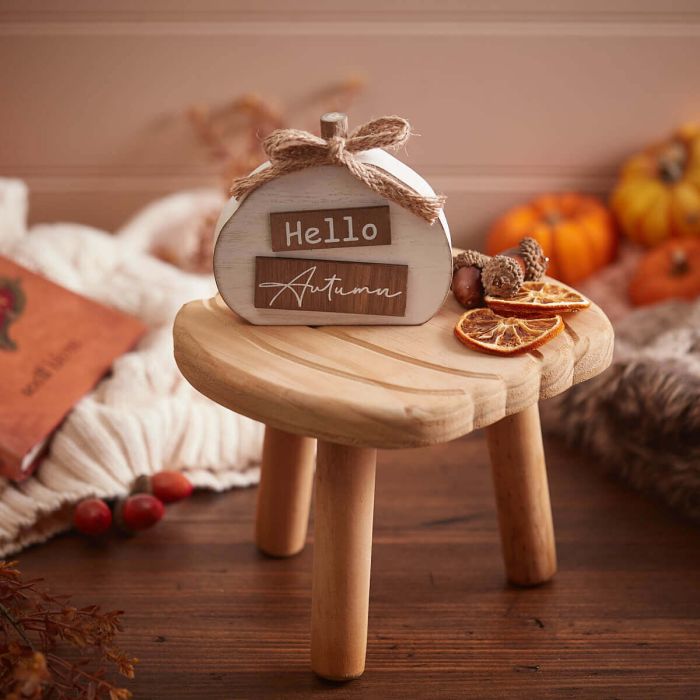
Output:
[0,179,264,556]
[546,280,700,520]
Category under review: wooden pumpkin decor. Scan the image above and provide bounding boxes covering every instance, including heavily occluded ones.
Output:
[628,238,700,306]
[611,123,700,247]
[486,193,617,285]
[213,113,452,325]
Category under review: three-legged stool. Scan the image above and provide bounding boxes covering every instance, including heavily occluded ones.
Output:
[174,293,613,680]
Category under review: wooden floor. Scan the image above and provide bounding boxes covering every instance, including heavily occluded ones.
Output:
[18,431,700,699]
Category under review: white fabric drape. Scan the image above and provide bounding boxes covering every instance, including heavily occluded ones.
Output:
[0,180,264,556]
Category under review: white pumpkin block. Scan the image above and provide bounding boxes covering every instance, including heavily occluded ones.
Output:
[213,114,452,326]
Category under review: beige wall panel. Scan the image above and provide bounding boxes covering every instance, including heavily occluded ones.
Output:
[1,2,699,247]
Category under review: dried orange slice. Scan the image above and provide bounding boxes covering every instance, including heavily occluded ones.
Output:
[454,307,564,356]
[485,280,590,317]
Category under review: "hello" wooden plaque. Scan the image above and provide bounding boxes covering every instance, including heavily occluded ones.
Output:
[270,205,391,252]
[254,256,407,316]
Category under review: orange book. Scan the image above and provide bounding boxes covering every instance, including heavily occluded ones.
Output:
[0,256,147,480]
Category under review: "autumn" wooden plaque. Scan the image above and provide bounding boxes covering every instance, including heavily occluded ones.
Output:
[270,205,391,253]
[254,256,407,316]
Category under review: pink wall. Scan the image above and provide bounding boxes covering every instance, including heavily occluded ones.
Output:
[2,0,700,247]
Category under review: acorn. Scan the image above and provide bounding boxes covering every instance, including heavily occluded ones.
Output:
[481,255,525,299]
[504,237,549,281]
[482,238,548,298]
[452,238,548,305]
[451,250,489,309]
[452,266,483,309]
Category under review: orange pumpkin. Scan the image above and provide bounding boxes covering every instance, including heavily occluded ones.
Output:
[628,238,700,306]
[486,193,617,285]
[611,123,700,247]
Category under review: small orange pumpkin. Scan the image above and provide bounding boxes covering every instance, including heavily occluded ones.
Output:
[611,123,700,247]
[628,238,700,306]
[486,193,617,285]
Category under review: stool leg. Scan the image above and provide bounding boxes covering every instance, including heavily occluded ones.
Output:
[255,426,316,557]
[311,441,377,680]
[485,403,557,586]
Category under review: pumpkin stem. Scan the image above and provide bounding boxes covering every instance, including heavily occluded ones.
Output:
[658,141,687,184]
[670,247,689,275]
[543,211,562,227]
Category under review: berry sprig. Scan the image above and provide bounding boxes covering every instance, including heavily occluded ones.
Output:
[72,471,193,537]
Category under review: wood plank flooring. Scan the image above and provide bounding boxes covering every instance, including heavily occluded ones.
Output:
[17,432,700,699]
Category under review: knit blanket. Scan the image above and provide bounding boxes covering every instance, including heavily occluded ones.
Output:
[0,179,264,556]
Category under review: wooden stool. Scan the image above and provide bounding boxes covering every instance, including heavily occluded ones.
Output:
[173,292,613,680]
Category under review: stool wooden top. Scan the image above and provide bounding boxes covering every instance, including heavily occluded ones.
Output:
[174,290,613,449]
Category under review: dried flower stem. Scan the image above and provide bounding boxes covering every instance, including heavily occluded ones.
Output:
[0,602,33,649]
[0,561,135,699]
[188,77,365,189]
[155,78,366,276]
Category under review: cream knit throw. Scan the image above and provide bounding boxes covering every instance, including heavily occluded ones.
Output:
[0,179,264,556]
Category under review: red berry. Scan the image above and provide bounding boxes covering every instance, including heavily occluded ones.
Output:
[151,470,193,503]
[73,498,112,536]
[119,494,164,532]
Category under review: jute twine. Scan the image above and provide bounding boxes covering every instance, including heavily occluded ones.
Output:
[229,116,446,224]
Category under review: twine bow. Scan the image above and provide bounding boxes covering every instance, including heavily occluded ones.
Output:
[229,116,446,224]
